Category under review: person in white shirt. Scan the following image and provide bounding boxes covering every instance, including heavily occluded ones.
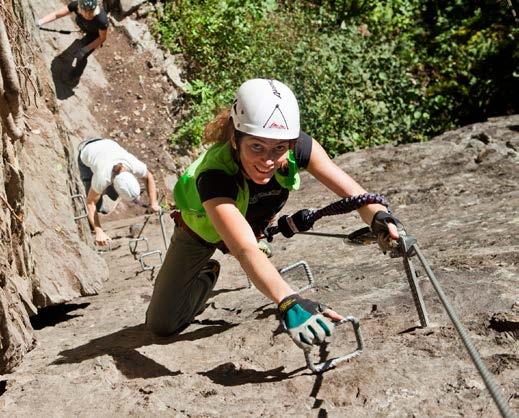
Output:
[78,138,160,245]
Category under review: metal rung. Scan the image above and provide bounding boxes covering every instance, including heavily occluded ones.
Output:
[139,250,163,271]
[304,316,364,374]
[71,194,88,220]
[278,260,315,293]
[397,235,430,328]
[129,236,149,255]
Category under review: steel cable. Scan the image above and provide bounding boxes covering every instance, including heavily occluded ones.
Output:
[414,245,514,418]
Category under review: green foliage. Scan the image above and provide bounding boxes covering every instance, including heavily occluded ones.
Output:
[366,0,518,130]
[152,0,517,153]
[414,2,519,127]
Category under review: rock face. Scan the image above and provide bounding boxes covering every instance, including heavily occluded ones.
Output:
[0,115,515,417]
[0,0,517,414]
[0,0,108,373]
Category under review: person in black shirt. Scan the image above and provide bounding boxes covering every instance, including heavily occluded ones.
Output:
[146,79,402,353]
[37,0,108,78]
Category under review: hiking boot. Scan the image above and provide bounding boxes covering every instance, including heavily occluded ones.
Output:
[258,239,273,258]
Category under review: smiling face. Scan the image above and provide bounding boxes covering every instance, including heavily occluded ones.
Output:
[236,135,291,185]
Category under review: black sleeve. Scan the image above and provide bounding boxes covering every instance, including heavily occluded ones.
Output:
[293,131,313,169]
[197,170,238,203]
[68,1,78,12]
[95,11,109,30]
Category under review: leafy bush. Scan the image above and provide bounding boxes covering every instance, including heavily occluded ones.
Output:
[152,0,517,154]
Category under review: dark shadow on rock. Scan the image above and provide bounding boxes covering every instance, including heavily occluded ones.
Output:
[398,325,422,334]
[254,305,277,321]
[52,324,178,378]
[50,36,91,100]
[178,319,238,341]
[0,380,6,396]
[252,304,285,335]
[317,409,328,417]
[309,344,329,410]
[199,362,306,386]
[30,302,90,330]
[52,320,237,379]
[209,286,248,297]
[109,346,181,379]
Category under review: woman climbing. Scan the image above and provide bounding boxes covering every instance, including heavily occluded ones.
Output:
[146,79,401,351]
[37,0,108,79]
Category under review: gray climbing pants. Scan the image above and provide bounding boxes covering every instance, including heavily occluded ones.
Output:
[145,225,217,336]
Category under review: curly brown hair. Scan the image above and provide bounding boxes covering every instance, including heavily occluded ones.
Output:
[203,109,234,144]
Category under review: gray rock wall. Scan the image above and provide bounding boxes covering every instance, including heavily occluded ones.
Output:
[0,0,108,373]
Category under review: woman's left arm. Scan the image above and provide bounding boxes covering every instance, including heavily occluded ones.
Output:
[306,138,398,238]
[84,29,107,52]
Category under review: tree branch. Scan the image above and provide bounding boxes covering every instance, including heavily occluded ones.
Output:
[0,15,24,141]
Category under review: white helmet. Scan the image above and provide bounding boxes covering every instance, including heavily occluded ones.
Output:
[113,171,140,201]
[230,79,300,140]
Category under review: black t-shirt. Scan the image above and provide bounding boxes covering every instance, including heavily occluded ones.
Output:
[68,1,109,36]
[197,131,313,236]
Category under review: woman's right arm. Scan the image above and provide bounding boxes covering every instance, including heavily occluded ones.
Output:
[37,6,71,26]
[204,197,343,349]
[203,197,294,303]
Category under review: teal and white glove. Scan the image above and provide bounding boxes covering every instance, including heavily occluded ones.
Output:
[278,294,334,350]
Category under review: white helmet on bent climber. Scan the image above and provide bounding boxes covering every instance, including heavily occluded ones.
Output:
[230,79,300,141]
[113,171,141,201]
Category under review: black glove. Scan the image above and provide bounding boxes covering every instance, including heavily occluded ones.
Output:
[277,209,315,238]
[370,211,404,253]
[278,294,333,350]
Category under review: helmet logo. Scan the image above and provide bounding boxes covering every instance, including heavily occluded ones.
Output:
[268,80,282,99]
[263,104,288,130]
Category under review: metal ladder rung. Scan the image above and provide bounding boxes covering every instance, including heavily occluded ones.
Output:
[304,316,364,373]
[129,236,149,255]
[278,260,315,294]
[139,250,163,271]
[71,194,88,220]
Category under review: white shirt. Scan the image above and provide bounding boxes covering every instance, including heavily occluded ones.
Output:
[80,139,148,194]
